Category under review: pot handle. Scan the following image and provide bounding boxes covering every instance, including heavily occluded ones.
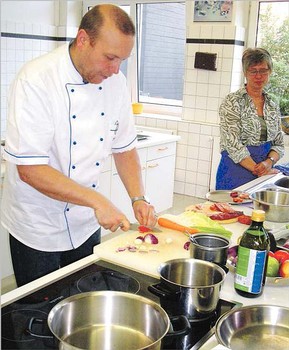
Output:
[25,317,54,339]
[166,315,191,337]
[215,263,229,274]
[148,283,180,300]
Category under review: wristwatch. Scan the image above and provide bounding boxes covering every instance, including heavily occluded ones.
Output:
[267,156,275,165]
[131,195,150,205]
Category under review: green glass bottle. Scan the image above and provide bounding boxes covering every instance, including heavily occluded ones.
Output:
[234,210,270,298]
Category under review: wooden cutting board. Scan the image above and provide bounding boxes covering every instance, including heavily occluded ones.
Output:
[94,227,190,278]
[94,219,248,278]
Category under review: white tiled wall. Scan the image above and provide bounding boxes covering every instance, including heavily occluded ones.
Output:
[135,22,245,199]
[0,21,74,140]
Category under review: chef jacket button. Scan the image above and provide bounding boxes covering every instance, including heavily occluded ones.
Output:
[66,208,70,211]
[72,165,76,169]
[96,162,100,166]
[72,115,76,119]
[92,184,96,188]
[100,137,104,141]
[99,86,102,90]
[71,89,74,92]
[101,112,105,116]
[73,141,77,145]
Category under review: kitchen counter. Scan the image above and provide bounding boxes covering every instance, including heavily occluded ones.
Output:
[2,202,289,349]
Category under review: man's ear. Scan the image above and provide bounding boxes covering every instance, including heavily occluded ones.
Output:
[76,29,89,48]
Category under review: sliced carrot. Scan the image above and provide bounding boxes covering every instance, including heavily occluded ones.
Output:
[157,217,199,234]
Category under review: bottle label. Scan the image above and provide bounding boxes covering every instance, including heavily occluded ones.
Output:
[234,246,267,294]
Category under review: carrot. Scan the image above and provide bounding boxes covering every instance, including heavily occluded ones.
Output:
[157,217,199,234]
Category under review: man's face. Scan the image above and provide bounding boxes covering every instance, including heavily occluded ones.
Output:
[77,25,134,84]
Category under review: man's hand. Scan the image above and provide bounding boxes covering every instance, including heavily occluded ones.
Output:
[132,201,158,228]
[94,199,130,232]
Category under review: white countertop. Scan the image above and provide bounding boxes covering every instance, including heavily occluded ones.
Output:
[135,129,180,148]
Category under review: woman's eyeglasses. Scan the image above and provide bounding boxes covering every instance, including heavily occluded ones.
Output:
[247,69,270,76]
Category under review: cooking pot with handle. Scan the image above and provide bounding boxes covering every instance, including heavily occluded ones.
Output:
[149,258,226,318]
[47,291,190,350]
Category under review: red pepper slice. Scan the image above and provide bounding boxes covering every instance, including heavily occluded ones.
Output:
[138,225,152,233]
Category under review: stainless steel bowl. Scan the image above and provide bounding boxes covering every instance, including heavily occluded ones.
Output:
[215,304,289,350]
[250,188,289,222]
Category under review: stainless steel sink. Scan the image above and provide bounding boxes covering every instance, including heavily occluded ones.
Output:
[274,176,289,190]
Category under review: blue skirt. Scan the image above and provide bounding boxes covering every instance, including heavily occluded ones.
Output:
[216,142,271,190]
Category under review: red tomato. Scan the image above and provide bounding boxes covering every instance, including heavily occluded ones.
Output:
[273,250,289,264]
[237,215,252,225]
[268,251,275,257]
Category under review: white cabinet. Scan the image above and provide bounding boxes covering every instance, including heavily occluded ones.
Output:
[110,148,147,222]
[109,141,177,220]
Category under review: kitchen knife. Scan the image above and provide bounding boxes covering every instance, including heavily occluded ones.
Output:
[128,223,162,232]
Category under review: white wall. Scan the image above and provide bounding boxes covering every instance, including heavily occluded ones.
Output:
[1,1,56,25]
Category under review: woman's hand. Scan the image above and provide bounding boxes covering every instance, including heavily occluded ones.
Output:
[253,159,279,177]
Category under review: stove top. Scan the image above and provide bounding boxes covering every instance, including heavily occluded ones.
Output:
[1,260,240,350]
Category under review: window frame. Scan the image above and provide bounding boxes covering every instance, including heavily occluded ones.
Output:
[83,0,184,117]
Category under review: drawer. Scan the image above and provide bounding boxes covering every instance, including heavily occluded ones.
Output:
[147,142,176,161]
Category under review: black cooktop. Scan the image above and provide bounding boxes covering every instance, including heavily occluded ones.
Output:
[1,260,240,350]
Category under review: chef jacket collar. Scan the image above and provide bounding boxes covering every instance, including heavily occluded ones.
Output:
[68,40,89,84]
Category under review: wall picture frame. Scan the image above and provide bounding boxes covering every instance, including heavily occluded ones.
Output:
[194,1,233,22]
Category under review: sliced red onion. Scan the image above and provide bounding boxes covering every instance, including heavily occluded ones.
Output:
[127,245,138,252]
[116,247,127,252]
[183,241,190,250]
[144,233,159,244]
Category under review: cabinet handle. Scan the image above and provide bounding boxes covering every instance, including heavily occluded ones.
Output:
[157,147,168,151]
[148,163,159,168]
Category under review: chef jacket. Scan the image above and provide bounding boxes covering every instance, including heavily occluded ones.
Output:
[1,43,137,251]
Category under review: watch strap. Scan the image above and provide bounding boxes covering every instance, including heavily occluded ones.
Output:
[267,156,275,165]
[131,196,150,205]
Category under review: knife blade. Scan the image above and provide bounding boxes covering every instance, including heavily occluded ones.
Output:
[128,223,162,232]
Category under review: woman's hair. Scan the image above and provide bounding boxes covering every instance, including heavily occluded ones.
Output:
[78,4,135,45]
[242,48,273,74]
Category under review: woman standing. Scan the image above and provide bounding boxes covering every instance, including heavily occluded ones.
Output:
[216,48,284,190]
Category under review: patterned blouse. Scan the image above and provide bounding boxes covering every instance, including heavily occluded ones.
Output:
[219,86,284,163]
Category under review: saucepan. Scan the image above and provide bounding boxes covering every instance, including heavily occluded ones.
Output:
[215,304,289,349]
[190,233,230,267]
[47,291,190,350]
[148,258,226,318]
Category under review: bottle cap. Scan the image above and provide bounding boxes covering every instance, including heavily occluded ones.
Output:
[251,209,265,222]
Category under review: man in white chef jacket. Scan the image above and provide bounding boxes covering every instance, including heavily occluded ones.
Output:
[1,4,157,287]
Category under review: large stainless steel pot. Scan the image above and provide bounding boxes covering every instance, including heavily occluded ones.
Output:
[149,258,226,318]
[48,291,171,350]
[215,304,289,350]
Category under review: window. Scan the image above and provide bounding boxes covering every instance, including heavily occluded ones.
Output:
[256,1,289,116]
[136,3,185,107]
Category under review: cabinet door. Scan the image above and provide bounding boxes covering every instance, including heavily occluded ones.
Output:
[110,149,147,222]
[146,154,176,213]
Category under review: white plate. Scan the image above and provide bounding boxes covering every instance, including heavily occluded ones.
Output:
[206,190,252,205]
